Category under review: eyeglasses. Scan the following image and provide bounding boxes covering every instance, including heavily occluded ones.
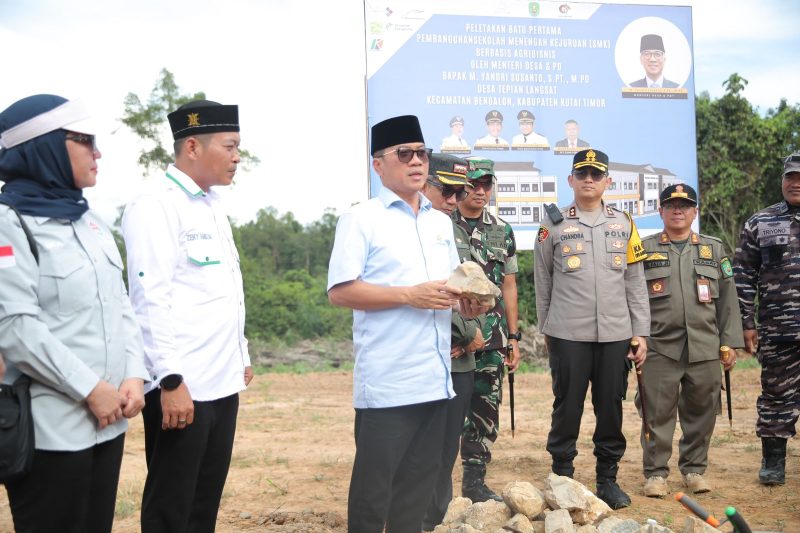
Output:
[573,168,607,181]
[470,180,494,192]
[66,133,98,152]
[641,51,664,60]
[426,180,469,201]
[380,147,432,163]
[662,202,695,212]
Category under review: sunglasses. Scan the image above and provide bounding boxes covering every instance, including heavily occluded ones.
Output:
[66,133,98,152]
[470,180,494,191]
[573,168,607,181]
[380,147,432,163]
[427,180,469,201]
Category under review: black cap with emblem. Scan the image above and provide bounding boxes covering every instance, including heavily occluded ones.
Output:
[659,183,698,205]
[572,148,608,172]
[167,100,239,141]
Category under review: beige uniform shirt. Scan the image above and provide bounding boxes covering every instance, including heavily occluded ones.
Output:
[534,203,650,342]
[642,232,744,361]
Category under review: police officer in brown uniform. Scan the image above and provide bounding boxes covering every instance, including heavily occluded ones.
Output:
[534,149,649,509]
[639,184,743,497]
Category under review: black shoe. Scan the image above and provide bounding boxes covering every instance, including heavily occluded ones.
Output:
[596,479,631,510]
[759,437,787,486]
[461,464,503,503]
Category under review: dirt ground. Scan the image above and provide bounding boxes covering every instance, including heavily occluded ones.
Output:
[1,359,798,532]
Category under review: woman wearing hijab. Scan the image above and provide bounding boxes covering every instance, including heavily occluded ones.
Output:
[0,94,148,533]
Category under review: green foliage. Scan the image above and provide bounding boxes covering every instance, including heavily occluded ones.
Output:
[233,208,351,344]
[516,250,536,326]
[696,73,800,252]
[120,68,260,175]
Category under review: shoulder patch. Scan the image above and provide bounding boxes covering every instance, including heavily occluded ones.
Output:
[0,245,16,269]
[537,225,550,243]
[720,256,733,278]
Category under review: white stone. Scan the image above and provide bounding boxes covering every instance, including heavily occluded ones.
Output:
[681,516,723,533]
[464,500,513,530]
[502,481,548,520]
[505,513,535,533]
[597,517,642,533]
[443,497,473,525]
[448,261,502,307]
[543,473,612,525]
[544,508,576,533]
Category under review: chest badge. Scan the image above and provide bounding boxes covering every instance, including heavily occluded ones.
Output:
[562,244,571,254]
[613,255,623,267]
[563,225,580,233]
[699,245,712,259]
[567,256,581,269]
[612,240,624,249]
[608,223,623,230]
[575,242,584,252]
[651,280,664,293]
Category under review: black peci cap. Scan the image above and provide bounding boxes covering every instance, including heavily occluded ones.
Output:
[168,100,239,141]
[371,115,425,156]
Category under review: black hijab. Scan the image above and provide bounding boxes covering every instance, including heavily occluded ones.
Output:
[0,94,89,220]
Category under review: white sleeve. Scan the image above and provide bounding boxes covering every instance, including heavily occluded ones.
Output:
[122,195,183,379]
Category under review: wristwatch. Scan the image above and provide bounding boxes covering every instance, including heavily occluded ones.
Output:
[160,374,183,391]
[508,332,522,341]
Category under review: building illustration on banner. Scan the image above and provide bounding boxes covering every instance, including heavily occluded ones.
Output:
[494,160,679,224]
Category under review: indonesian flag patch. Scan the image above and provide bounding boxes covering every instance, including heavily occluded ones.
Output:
[0,245,16,269]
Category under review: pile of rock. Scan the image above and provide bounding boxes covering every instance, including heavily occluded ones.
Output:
[431,473,721,533]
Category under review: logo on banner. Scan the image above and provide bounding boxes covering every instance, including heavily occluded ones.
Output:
[370,39,384,51]
[528,2,540,16]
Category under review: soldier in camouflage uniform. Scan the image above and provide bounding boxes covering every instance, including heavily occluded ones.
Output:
[734,153,800,486]
[421,153,486,530]
[639,184,743,498]
[534,149,649,510]
[454,157,521,503]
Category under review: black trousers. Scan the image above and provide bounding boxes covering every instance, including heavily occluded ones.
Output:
[546,337,630,466]
[141,389,239,533]
[6,433,125,533]
[423,372,474,530]
[348,399,447,533]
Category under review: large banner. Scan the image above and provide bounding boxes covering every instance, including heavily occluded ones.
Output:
[365,0,696,248]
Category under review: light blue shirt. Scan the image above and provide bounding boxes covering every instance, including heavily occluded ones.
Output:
[327,187,459,408]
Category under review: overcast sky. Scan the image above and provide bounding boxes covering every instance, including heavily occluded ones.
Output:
[1,0,798,226]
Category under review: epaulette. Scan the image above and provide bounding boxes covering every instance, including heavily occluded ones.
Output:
[544,203,563,224]
[699,234,723,244]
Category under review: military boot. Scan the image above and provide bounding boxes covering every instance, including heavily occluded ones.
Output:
[461,464,503,502]
[596,462,631,510]
[759,437,787,486]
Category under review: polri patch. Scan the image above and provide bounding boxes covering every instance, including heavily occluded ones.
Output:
[537,225,550,243]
